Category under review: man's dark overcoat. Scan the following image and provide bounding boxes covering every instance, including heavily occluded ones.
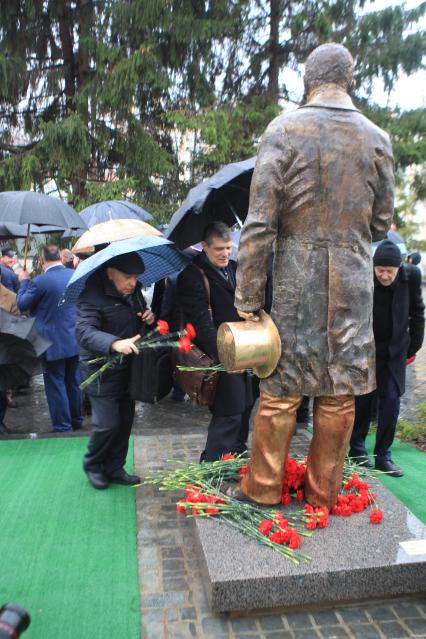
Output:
[375,263,424,396]
[76,269,146,398]
[177,254,255,416]
[235,88,395,397]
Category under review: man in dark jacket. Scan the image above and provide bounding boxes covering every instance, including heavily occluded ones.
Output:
[17,245,82,433]
[0,248,20,293]
[76,252,155,489]
[177,222,256,462]
[349,240,425,476]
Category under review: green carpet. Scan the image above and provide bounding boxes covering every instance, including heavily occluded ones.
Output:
[366,435,426,523]
[0,437,140,638]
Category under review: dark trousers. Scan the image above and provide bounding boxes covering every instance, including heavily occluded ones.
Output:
[42,356,83,432]
[201,404,253,463]
[84,395,135,476]
[350,374,401,462]
[0,391,7,424]
[296,396,310,424]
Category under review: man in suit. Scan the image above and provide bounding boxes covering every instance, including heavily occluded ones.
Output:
[177,222,256,462]
[0,247,20,293]
[16,245,82,433]
[349,240,424,476]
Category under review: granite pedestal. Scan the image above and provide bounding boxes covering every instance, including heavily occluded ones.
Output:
[194,479,426,612]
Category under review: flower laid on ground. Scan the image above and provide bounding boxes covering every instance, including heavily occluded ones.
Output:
[143,453,385,563]
[80,320,195,390]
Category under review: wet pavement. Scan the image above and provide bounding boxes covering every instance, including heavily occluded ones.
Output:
[2,324,425,639]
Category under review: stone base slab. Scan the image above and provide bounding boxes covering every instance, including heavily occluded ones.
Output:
[194,479,426,612]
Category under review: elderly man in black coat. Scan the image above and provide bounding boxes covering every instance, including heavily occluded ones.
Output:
[76,252,155,489]
[349,240,425,476]
[177,222,256,462]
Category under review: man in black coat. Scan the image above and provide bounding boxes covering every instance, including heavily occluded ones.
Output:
[177,222,256,462]
[76,252,155,489]
[349,240,425,476]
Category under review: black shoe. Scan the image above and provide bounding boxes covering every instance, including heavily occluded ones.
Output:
[107,470,141,486]
[85,470,109,489]
[0,422,12,435]
[375,459,404,477]
[349,453,373,469]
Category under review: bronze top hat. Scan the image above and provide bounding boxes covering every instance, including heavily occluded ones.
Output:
[217,310,281,379]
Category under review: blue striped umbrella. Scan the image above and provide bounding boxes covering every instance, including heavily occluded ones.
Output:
[63,235,190,304]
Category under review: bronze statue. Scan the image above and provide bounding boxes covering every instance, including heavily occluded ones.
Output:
[233,43,394,508]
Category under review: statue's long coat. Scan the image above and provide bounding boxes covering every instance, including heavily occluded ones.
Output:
[235,89,394,397]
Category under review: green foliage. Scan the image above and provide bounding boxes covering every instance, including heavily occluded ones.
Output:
[397,402,426,445]
[0,0,424,227]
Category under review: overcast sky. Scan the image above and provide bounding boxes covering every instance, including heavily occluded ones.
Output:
[281,0,425,111]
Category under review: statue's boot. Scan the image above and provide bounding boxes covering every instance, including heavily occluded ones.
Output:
[240,391,303,505]
[304,395,355,509]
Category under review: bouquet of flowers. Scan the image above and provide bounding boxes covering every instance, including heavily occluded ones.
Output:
[80,320,195,390]
[143,454,384,563]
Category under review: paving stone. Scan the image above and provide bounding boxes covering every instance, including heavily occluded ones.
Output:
[201,616,230,636]
[161,547,184,558]
[376,620,411,638]
[284,612,314,629]
[167,621,198,638]
[234,634,263,639]
[230,617,259,632]
[318,627,351,639]
[181,607,197,621]
[289,629,321,639]
[162,558,186,571]
[163,576,189,590]
[337,608,369,624]
[348,623,383,639]
[258,616,286,631]
[402,617,426,635]
[311,610,340,626]
[365,605,398,622]
[391,602,425,618]
[263,632,292,639]
[142,592,186,608]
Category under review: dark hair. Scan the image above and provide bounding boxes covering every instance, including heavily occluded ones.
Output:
[202,222,232,245]
[43,245,61,262]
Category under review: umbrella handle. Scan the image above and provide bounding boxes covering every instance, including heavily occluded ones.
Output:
[23,224,31,271]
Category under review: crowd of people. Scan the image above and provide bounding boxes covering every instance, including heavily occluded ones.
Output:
[0,225,424,490]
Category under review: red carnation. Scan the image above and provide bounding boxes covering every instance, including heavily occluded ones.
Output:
[239,464,248,475]
[370,508,384,525]
[222,453,235,460]
[185,323,196,340]
[206,507,219,515]
[289,533,301,549]
[179,336,192,352]
[269,531,284,544]
[157,319,169,335]
[281,491,291,506]
[176,500,186,514]
[259,519,273,535]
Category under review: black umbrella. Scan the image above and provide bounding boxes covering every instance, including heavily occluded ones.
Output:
[0,191,87,268]
[0,309,51,390]
[0,221,66,240]
[62,200,153,240]
[166,157,256,249]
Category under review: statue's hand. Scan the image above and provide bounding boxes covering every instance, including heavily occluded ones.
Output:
[237,309,260,322]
